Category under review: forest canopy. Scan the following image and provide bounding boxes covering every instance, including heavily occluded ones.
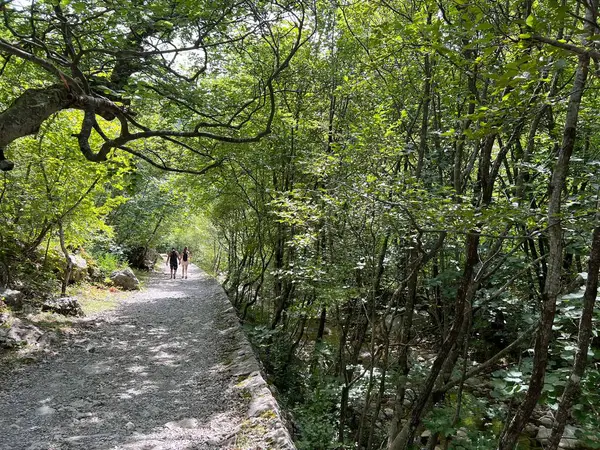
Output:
[0,0,307,172]
[1,1,600,450]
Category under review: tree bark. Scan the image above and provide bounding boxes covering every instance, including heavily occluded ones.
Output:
[416,24,432,180]
[546,224,600,450]
[498,9,593,445]
[59,222,72,297]
[389,231,480,450]
[0,85,71,170]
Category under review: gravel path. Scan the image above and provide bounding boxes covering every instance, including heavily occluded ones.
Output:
[0,265,270,450]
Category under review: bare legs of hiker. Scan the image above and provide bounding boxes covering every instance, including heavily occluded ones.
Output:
[181,261,189,279]
[166,248,179,279]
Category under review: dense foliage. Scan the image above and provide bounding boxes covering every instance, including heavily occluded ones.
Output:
[1,1,600,449]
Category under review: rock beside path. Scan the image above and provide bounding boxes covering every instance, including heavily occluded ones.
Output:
[110,267,140,290]
[0,288,24,309]
[219,305,296,449]
[0,316,43,349]
[41,296,84,317]
[127,247,160,271]
[69,254,89,283]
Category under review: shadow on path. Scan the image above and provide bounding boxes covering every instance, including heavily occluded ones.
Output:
[0,265,247,450]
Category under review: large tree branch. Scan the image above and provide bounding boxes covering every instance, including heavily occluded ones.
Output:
[529,34,600,60]
[0,1,308,171]
[0,39,82,92]
[440,324,537,393]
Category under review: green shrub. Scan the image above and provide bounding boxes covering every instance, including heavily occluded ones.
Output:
[94,252,126,275]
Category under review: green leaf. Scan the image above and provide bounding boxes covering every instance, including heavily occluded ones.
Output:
[525,15,535,28]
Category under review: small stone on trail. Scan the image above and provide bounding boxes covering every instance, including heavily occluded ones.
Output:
[125,421,135,430]
[35,405,56,416]
[165,417,199,429]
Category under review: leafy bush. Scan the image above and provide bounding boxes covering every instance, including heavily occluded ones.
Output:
[94,252,126,276]
[294,381,341,450]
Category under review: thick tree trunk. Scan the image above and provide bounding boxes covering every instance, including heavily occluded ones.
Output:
[0,84,122,171]
[0,85,71,150]
[0,86,71,170]
[498,23,592,449]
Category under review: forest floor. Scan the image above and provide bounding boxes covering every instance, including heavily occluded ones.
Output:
[0,265,292,450]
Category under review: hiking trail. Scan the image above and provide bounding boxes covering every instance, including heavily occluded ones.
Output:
[0,265,294,450]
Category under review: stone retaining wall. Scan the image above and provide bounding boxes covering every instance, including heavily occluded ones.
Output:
[218,295,296,450]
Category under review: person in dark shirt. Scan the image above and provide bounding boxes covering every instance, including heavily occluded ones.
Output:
[166,248,179,279]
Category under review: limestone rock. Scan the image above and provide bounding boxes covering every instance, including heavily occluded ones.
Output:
[537,426,552,441]
[87,265,103,281]
[456,428,469,440]
[539,415,554,428]
[0,288,24,309]
[69,254,89,283]
[559,425,581,449]
[110,268,139,290]
[563,274,585,294]
[35,405,56,416]
[128,247,160,271]
[248,395,277,418]
[563,425,578,439]
[0,317,43,348]
[559,437,578,449]
[41,297,84,317]
[0,311,10,325]
[524,423,539,438]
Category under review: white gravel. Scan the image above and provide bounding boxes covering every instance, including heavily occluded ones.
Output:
[0,265,266,450]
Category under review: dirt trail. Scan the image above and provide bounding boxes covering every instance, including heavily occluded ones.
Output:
[0,265,291,450]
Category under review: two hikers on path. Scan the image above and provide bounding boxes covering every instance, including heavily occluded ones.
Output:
[166,247,192,279]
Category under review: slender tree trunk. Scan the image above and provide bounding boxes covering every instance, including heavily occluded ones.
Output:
[416,27,431,180]
[59,222,72,297]
[316,307,327,342]
[546,224,600,450]
[389,231,480,450]
[387,252,417,443]
[498,14,593,446]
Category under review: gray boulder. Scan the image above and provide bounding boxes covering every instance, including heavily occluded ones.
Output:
[0,288,24,309]
[41,297,84,317]
[0,317,43,349]
[69,254,88,283]
[128,247,160,271]
[537,426,552,442]
[0,312,10,325]
[110,268,139,290]
[87,265,103,281]
[144,248,160,270]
